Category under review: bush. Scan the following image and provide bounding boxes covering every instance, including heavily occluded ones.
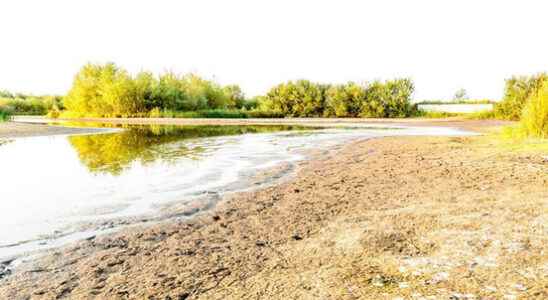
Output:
[519,82,548,138]
[62,63,248,117]
[145,109,285,119]
[494,73,547,120]
[0,108,11,121]
[263,80,326,117]
[324,83,364,117]
[413,110,461,118]
[263,78,415,118]
[149,107,162,118]
[47,109,61,119]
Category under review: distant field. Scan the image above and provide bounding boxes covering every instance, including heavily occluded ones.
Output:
[418,103,493,113]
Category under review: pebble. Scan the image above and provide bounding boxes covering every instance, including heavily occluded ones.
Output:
[371,275,385,287]
[484,286,497,292]
[513,283,527,291]
[431,272,449,283]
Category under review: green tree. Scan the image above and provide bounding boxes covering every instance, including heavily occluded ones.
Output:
[64,63,103,115]
[223,85,245,108]
[495,73,548,120]
[453,88,468,101]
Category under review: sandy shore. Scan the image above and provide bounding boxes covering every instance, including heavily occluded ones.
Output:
[0,121,107,138]
[1,119,547,299]
[13,115,513,129]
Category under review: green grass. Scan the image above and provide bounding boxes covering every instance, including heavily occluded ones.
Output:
[411,110,462,118]
[153,109,285,119]
[488,126,548,153]
[0,109,11,122]
[416,99,496,105]
[464,110,498,120]
[54,109,286,119]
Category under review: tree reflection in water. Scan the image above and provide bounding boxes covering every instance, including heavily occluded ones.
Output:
[68,124,311,175]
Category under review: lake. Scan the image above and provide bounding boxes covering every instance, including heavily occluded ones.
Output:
[0,123,471,260]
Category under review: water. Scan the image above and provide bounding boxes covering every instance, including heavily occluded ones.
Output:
[0,123,472,260]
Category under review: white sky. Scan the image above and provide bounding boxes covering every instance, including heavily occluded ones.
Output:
[1,0,547,100]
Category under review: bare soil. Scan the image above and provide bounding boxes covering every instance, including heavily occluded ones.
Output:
[1,119,547,299]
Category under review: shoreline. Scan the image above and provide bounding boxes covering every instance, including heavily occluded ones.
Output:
[9,115,512,132]
[0,121,109,139]
[1,119,547,299]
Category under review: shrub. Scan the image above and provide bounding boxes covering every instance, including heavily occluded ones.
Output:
[324,83,365,117]
[263,80,325,117]
[47,109,60,119]
[62,63,246,117]
[149,107,162,118]
[494,73,547,120]
[519,82,548,138]
[263,78,415,118]
[0,95,63,116]
[0,108,11,121]
[413,110,461,118]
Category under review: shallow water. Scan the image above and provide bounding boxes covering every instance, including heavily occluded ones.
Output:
[0,123,472,260]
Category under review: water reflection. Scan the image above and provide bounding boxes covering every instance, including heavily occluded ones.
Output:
[68,125,315,175]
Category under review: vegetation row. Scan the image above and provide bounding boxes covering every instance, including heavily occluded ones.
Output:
[1,63,547,138]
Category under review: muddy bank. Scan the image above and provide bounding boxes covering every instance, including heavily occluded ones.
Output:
[0,122,106,138]
[12,115,512,132]
[1,121,547,299]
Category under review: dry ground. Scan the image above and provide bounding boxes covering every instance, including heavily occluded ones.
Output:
[0,120,547,299]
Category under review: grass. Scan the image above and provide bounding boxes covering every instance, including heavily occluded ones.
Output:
[0,109,11,122]
[473,125,548,154]
[416,99,496,105]
[55,109,286,119]
[153,109,285,119]
[412,110,462,118]
[464,110,497,120]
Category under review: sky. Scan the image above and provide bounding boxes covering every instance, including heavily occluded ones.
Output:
[0,0,547,100]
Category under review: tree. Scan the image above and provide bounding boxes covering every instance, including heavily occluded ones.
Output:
[453,88,468,101]
[495,73,548,120]
[223,85,245,108]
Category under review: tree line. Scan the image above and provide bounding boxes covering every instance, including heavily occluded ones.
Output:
[3,62,546,137]
[0,90,63,116]
[62,63,253,117]
[2,63,418,119]
[261,79,416,118]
